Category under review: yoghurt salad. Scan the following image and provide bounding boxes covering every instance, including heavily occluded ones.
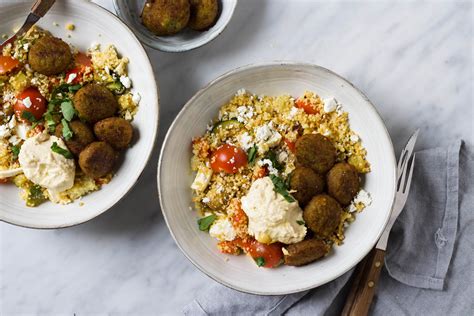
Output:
[0,26,140,206]
[191,89,372,268]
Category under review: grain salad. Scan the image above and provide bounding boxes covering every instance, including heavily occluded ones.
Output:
[191,89,372,268]
[0,26,140,206]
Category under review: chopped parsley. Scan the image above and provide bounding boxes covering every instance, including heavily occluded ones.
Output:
[265,150,283,171]
[11,145,20,160]
[60,100,76,121]
[247,145,258,164]
[297,220,305,225]
[61,119,73,141]
[51,141,73,159]
[21,111,36,123]
[198,214,217,231]
[254,257,266,267]
[269,174,295,203]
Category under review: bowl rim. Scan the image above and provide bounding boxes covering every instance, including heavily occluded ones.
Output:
[112,0,238,52]
[0,0,160,230]
[157,61,396,295]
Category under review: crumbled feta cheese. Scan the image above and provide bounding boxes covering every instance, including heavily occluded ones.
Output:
[132,92,141,104]
[22,97,32,108]
[209,218,237,241]
[350,134,360,143]
[255,125,273,142]
[8,115,16,129]
[237,132,254,151]
[104,66,110,75]
[216,184,224,193]
[348,189,372,212]
[258,159,278,175]
[202,197,210,203]
[287,106,299,119]
[323,130,331,137]
[0,125,10,139]
[22,43,29,51]
[90,42,100,51]
[120,76,132,89]
[323,97,337,113]
[66,73,77,84]
[236,88,246,96]
[8,135,20,145]
[15,123,29,140]
[236,106,254,123]
[277,151,288,163]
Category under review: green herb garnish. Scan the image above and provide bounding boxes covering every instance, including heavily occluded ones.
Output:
[21,111,36,123]
[269,174,295,203]
[68,84,82,92]
[255,257,266,267]
[51,141,73,159]
[26,184,46,207]
[197,214,217,231]
[11,145,20,160]
[265,150,283,171]
[61,119,73,141]
[60,100,76,121]
[297,220,305,225]
[247,145,258,164]
[44,112,56,133]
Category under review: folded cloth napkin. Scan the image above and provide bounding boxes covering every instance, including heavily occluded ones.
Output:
[183,141,474,316]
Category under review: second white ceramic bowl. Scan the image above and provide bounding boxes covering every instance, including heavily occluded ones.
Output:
[113,0,238,52]
[158,62,396,295]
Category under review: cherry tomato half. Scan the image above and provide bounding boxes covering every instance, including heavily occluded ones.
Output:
[210,144,247,174]
[14,87,47,122]
[0,56,20,75]
[65,52,92,84]
[284,138,296,153]
[295,98,319,115]
[247,240,284,268]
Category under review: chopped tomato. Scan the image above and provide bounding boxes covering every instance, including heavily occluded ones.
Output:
[230,202,248,228]
[75,52,92,67]
[14,87,47,122]
[246,239,284,268]
[284,138,296,153]
[0,56,19,75]
[65,52,92,84]
[210,144,247,174]
[295,98,319,115]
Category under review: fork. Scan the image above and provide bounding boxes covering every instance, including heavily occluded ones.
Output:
[341,129,419,316]
[0,0,56,50]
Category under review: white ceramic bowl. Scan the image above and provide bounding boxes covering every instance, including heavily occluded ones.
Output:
[158,62,396,295]
[0,0,159,229]
[113,0,238,52]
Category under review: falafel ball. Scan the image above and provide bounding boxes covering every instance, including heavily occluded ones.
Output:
[188,0,219,31]
[303,194,342,238]
[78,142,117,179]
[289,167,325,206]
[327,162,360,205]
[73,84,118,123]
[55,120,95,156]
[94,117,134,150]
[295,133,337,174]
[142,0,190,36]
[284,239,331,266]
[28,36,72,75]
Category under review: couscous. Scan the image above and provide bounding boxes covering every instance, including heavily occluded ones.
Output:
[0,26,140,206]
[191,89,372,268]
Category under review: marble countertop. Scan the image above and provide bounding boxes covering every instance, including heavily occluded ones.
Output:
[1,0,472,314]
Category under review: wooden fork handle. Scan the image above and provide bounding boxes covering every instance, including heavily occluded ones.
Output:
[31,0,56,17]
[341,248,386,316]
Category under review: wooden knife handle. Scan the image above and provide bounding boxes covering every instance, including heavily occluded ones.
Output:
[31,0,56,17]
[341,248,386,316]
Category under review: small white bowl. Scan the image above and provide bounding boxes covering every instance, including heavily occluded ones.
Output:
[158,62,396,295]
[0,0,159,229]
[113,0,238,52]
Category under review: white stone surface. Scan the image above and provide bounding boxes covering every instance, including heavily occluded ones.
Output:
[1,0,472,314]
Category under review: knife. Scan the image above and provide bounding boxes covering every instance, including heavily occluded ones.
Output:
[0,0,56,49]
[341,129,419,316]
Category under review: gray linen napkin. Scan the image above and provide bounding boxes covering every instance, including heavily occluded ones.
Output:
[184,142,473,316]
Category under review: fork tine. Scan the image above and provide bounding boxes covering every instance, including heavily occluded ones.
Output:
[399,150,414,191]
[397,150,407,176]
[403,153,416,194]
